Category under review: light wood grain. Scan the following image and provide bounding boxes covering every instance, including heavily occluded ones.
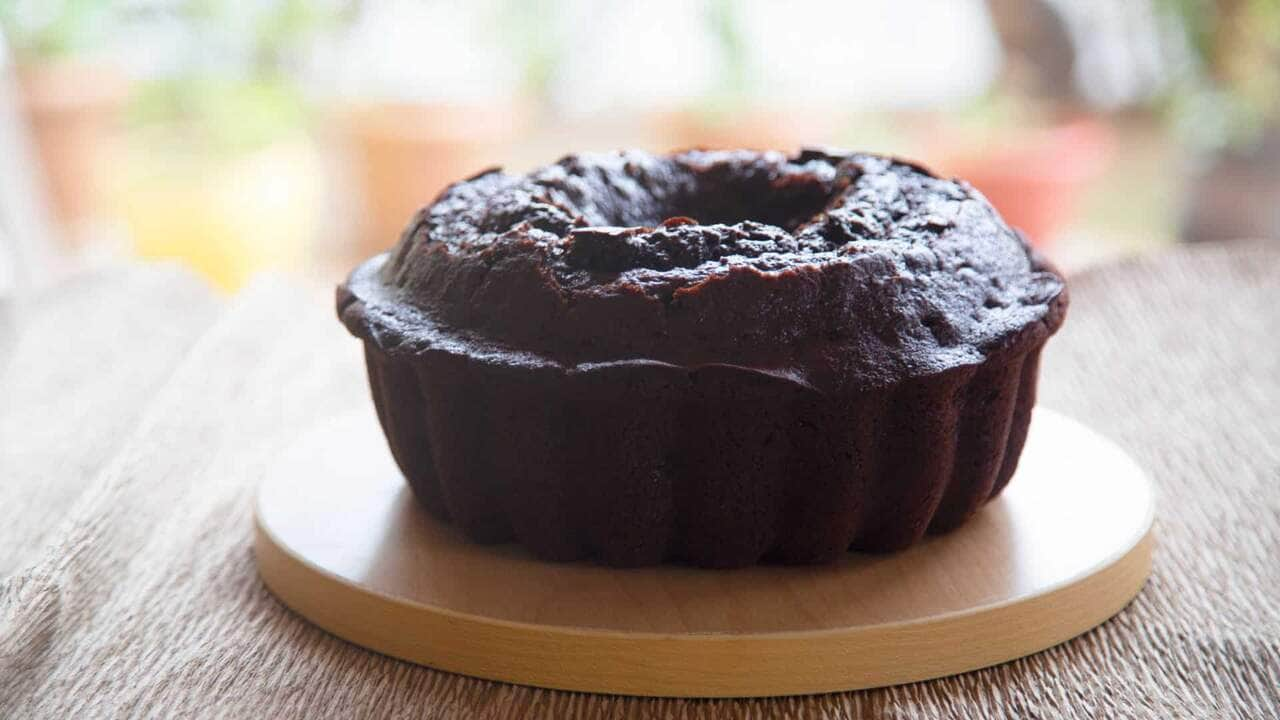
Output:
[255,407,1153,697]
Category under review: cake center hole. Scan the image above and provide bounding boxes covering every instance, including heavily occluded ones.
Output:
[601,172,843,232]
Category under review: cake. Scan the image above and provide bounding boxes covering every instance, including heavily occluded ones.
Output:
[337,148,1068,568]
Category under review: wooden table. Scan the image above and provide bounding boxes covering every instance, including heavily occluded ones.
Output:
[2,241,1278,718]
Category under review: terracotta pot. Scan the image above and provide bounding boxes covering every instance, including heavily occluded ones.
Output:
[335,102,522,260]
[927,118,1113,246]
[653,108,841,154]
[15,59,126,243]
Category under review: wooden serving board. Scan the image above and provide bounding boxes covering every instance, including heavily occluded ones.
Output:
[254,407,1154,698]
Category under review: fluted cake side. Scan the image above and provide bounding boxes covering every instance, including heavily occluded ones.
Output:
[347,290,1059,568]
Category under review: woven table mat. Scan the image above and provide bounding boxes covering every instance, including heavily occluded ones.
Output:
[2,241,1277,719]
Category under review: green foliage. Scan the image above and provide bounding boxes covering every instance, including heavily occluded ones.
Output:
[0,0,356,151]
[128,76,309,154]
[1155,0,1280,150]
[125,0,355,153]
[0,0,116,60]
[494,0,561,104]
[697,0,750,119]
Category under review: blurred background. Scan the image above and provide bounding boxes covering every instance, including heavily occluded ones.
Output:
[0,0,1276,294]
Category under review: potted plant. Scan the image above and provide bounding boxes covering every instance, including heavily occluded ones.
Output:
[653,0,840,151]
[326,2,535,262]
[333,101,522,262]
[922,96,1113,248]
[117,1,347,290]
[0,0,127,245]
[1156,0,1280,243]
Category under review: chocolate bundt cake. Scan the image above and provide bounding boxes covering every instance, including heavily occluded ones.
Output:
[337,149,1068,568]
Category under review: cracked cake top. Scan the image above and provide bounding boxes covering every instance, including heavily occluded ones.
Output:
[339,149,1067,388]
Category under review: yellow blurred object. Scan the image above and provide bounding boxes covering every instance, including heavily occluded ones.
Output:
[117,138,322,292]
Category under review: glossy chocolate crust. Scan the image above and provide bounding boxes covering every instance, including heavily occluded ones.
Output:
[338,149,1068,568]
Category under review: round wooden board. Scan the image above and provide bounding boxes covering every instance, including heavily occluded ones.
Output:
[255,407,1154,698]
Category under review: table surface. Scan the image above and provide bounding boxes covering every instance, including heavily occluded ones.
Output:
[2,241,1278,719]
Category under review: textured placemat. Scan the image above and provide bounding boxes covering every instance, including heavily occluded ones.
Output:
[0,264,218,577]
[2,241,1278,719]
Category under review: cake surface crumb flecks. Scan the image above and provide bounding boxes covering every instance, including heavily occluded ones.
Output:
[338,148,1068,568]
